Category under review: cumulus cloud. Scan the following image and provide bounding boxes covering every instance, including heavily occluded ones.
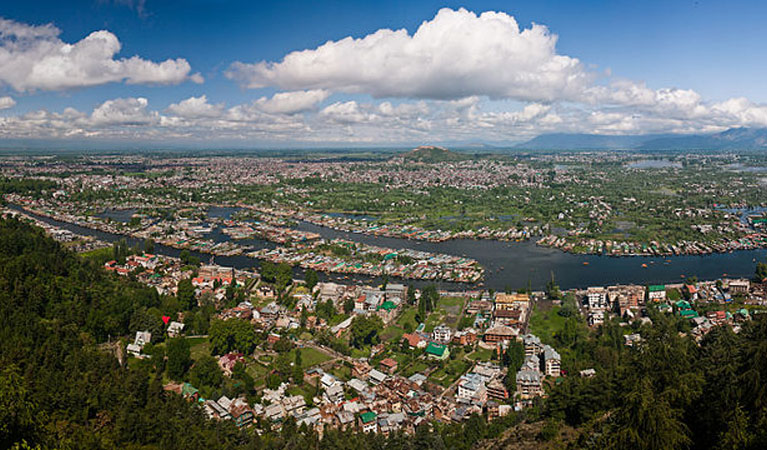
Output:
[226,8,592,102]
[166,95,225,119]
[0,17,202,92]
[0,96,15,110]
[91,97,158,126]
[252,89,330,115]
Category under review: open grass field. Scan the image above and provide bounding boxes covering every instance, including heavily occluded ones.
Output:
[295,347,332,369]
[528,302,567,345]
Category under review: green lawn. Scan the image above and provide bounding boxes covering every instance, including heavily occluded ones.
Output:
[329,364,351,381]
[396,307,417,330]
[381,324,405,342]
[428,359,471,388]
[424,311,445,333]
[529,303,567,345]
[295,347,332,369]
[466,347,494,361]
[402,360,429,378]
[189,340,211,361]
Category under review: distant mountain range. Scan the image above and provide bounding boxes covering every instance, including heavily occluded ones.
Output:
[516,127,767,151]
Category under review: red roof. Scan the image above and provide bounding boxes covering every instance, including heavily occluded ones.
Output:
[380,358,398,368]
[401,333,422,347]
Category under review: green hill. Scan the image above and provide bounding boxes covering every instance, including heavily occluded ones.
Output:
[400,145,469,162]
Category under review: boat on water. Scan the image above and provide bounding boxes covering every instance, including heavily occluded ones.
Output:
[583,262,589,266]
[642,263,648,268]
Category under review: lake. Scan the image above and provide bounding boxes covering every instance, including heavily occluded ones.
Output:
[14,205,766,291]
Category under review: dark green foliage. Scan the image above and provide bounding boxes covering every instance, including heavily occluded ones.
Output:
[208,319,258,355]
[166,337,191,381]
[188,355,223,394]
[261,261,293,292]
[350,315,384,349]
[304,269,319,291]
[177,277,196,310]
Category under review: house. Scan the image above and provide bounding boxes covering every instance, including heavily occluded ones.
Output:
[368,369,388,385]
[323,383,344,405]
[586,287,608,309]
[229,397,254,427]
[401,333,427,349]
[379,358,398,374]
[330,316,354,337]
[452,330,478,346]
[457,373,487,403]
[648,285,666,302]
[218,353,244,377]
[486,378,509,400]
[127,330,152,357]
[347,378,369,394]
[260,303,280,320]
[729,279,750,295]
[522,334,543,357]
[336,411,356,430]
[466,300,493,315]
[167,321,185,337]
[543,345,561,377]
[483,325,518,343]
[352,361,372,379]
[493,308,522,326]
[580,368,596,378]
[684,284,699,301]
[204,399,230,420]
[588,309,605,326]
[264,403,285,422]
[425,342,450,360]
[432,325,452,343]
[181,382,200,401]
[360,411,378,433]
[516,369,542,399]
[283,395,306,415]
[494,293,529,311]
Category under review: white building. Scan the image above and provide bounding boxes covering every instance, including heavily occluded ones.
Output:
[432,325,453,344]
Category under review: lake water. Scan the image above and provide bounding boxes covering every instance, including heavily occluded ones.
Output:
[14,205,766,291]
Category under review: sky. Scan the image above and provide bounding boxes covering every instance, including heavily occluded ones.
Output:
[2,0,767,148]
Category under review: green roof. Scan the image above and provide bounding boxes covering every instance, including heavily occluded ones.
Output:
[360,411,377,423]
[378,301,396,311]
[649,285,666,292]
[425,343,447,356]
[181,383,198,397]
[675,300,692,310]
[679,310,699,318]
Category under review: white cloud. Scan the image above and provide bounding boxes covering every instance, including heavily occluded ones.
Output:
[253,89,330,115]
[0,17,202,92]
[91,97,158,126]
[319,101,376,124]
[166,95,225,119]
[0,96,15,109]
[226,8,592,102]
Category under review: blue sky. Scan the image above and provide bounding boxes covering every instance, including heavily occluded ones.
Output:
[1,0,767,146]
